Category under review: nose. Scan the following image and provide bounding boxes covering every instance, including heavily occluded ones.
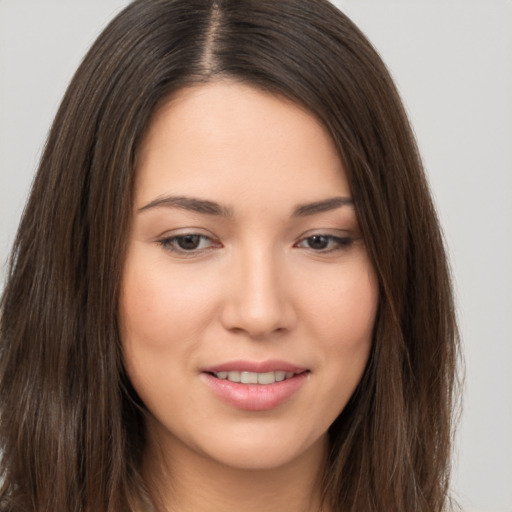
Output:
[219,247,296,339]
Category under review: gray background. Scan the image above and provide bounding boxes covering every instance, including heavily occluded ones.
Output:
[1,1,511,511]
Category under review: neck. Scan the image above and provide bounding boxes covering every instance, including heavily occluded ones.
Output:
[142,428,329,512]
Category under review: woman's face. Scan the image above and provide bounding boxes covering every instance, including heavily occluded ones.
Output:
[119,81,378,471]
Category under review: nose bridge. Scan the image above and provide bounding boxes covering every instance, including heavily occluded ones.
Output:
[221,242,293,337]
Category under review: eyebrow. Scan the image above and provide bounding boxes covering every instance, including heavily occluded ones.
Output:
[138,195,234,217]
[138,195,353,217]
[292,196,354,216]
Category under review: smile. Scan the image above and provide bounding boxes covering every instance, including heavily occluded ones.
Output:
[212,370,297,385]
[202,363,309,411]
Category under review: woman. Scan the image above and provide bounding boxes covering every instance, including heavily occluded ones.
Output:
[0,1,459,511]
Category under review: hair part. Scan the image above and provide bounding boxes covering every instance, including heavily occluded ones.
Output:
[0,1,460,511]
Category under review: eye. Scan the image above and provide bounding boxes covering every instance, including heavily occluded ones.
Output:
[157,233,219,254]
[295,234,353,252]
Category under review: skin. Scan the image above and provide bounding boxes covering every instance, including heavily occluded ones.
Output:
[119,81,378,512]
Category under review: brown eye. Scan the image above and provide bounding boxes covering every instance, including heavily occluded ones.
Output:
[295,234,353,252]
[306,235,330,250]
[176,235,202,250]
[158,234,219,254]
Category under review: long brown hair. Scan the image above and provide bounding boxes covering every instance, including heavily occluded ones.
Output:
[0,1,460,511]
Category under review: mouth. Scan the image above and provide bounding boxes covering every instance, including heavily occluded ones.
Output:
[207,370,305,385]
[201,361,309,410]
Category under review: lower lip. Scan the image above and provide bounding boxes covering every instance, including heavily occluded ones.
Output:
[201,372,308,411]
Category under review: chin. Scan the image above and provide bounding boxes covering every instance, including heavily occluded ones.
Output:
[184,425,328,473]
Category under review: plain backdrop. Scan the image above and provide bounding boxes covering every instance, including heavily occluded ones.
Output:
[0,1,511,511]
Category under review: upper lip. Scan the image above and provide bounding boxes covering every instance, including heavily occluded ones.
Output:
[202,359,308,374]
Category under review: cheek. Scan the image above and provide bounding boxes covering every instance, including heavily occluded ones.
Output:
[119,252,215,351]
[335,272,377,344]
[304,262,377,395]
[118,257,211,413]
[118,254,207,398]
[303,261,378,347]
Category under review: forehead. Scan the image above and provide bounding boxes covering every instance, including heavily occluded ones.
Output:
[134,81,350,210]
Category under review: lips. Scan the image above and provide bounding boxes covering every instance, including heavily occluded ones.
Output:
[201,360,309,411]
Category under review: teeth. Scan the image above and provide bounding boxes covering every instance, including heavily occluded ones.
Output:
[275,371,286,382]
[241,371,258,384]
[257,372,275,385]
[213,370,298,384]
[227,371,240,383]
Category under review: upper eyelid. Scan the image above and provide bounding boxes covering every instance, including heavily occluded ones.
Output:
[156,226,217,240]
[294,228,353,240]
[295,234,352,246]
[157,234,221,255]
[160,233,217,244]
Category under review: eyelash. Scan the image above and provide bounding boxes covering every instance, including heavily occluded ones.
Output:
[294,234,354,252]
[157,233,354,255]
[157,234,218,254]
